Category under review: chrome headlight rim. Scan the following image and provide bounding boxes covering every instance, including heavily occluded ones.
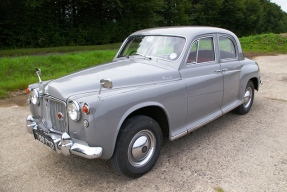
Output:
[30,89,40,105]
[67,100,80,121]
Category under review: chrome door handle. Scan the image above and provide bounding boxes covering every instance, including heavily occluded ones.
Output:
[215,68,228,73]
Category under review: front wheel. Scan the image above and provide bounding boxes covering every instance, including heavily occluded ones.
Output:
[234,80,255,115]
[111,115,163,178]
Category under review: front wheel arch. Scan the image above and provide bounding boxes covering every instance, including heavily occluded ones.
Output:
[111,115,163,178]
[113,103,170,150]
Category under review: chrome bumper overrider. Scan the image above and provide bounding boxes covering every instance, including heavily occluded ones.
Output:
[26,115,102,159]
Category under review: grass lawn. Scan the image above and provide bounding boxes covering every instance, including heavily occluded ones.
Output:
[0,50,117,98]
[0,33,287,99]
[240,33,287,57]
[0,43,122,57]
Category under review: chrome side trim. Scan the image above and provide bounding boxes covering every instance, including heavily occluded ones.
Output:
[171,113,222,141]
[187,113,222,134]
[170,131,187,141]
[26,115,102,159]
[221,100,243,115]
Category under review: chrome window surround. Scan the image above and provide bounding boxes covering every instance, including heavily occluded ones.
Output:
[218,35,238,61]
[186,35,216,65]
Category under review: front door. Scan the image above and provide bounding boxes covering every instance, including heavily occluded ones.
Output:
[180,36,223,132]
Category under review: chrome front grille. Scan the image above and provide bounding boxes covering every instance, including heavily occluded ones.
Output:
[42,96,67,133]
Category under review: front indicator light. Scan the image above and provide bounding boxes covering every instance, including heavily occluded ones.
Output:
[67,101,80,121]
[82,103,90,114]
[25,88,31,94]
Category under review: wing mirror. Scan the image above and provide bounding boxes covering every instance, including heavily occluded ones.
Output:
[98,79,113,98]
[100,79,113,89]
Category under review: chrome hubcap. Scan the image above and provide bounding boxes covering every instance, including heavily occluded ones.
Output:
[128,130,156,167]
[243,87,252,108]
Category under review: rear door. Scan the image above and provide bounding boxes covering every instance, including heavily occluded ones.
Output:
[218,35,242,113]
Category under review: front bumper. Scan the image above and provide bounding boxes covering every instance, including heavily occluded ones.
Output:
[26,115,102,159]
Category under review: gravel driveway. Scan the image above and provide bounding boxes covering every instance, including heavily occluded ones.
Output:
[0,55,286,192]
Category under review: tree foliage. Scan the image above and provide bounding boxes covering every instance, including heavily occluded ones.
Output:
[0,0,286,49]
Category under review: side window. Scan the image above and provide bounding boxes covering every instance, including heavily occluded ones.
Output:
[219,36,237,60]
[187,37,215,64]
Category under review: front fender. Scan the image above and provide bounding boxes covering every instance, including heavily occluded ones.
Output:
[75,80,187,160]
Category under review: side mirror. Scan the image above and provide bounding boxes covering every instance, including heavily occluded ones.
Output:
[98,79,113,98]
[100,79,113,89]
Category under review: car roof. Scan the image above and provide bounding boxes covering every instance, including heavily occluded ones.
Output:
[130,26,236,38]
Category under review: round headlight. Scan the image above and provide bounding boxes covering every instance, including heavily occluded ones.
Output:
[67,101,80,121]
[30,89,39,105]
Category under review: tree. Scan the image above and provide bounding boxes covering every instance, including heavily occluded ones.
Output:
[220,0,246,36]
[160,0,192,26]
[190,0,222,27]
[0,0,286,49]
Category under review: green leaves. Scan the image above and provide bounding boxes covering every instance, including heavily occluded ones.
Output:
[0,0,286,49]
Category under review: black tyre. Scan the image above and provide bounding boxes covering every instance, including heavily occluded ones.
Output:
[234,80,254,115]
[111,115,163,178]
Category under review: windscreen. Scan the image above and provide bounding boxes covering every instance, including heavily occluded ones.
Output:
[118,35,186,61]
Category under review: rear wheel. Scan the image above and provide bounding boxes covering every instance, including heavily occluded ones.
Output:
[111,115,163,178]
[234,80,254,115]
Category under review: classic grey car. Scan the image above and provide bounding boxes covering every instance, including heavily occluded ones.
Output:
[26,26,261,178]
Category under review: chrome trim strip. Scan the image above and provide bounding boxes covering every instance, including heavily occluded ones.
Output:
[187,113,222,134]
[170,131,187,141]
[171,103,245,141]
[171,113,223,141]
[222,101,243,115]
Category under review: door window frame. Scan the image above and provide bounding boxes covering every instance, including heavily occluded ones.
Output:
[185,35,217,66]
[218,35,239,62]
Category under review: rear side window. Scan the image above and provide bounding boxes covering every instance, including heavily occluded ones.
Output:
[187,37,215,64]
[219,36,237,60]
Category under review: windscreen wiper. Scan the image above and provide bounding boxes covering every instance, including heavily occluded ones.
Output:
[127,51,151,60]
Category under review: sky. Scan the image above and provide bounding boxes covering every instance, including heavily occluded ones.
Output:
[270,0,287,13]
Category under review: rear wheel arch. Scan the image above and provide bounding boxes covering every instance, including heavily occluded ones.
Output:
[250,77,259,91]
[234,80,255,115]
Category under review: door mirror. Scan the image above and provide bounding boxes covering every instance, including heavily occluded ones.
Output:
[100,79,113,89]
[98,79,113,98]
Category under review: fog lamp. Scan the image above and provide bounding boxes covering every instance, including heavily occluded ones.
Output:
[83,119,89,128]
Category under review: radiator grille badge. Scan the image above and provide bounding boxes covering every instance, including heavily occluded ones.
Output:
[57,112,64,120]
